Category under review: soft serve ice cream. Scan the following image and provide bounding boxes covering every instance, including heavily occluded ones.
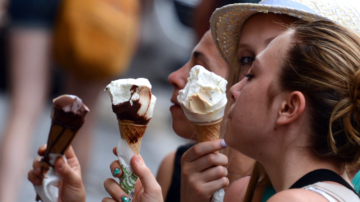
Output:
[105,78,156,201]
[177,65,227,123]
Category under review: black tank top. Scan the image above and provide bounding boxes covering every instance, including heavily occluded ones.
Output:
[290,169,359,197]
[165,143,195,202]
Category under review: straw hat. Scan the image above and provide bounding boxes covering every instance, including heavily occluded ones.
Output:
[210,0,360,66]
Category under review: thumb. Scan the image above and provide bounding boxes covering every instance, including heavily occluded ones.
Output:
[130,155,162,195]
[54,157,82,188]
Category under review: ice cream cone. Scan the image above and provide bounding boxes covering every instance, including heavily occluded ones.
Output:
[118,120,147,154]
[45,124,79,155]
[191,118,222,143]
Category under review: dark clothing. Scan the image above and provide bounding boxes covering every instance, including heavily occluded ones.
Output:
[289,169,359,197]
[165,143,195,202]
[9,0,61,28]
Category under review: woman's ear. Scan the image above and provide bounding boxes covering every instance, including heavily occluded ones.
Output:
[276,91,306,126]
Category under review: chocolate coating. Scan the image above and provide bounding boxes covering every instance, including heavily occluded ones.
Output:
[112,85,151,125]
[52,95,89,130]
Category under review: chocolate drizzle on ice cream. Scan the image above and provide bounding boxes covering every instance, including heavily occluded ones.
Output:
[112,85,153,125]
[105,79,156,125]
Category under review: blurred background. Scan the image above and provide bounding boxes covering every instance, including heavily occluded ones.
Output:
[0,0,256,201]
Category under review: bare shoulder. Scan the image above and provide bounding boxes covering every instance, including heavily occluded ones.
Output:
[224,176,250,202]
[267,189,329,202]
[156,151,176,199]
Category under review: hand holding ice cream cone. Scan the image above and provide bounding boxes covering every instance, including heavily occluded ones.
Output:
[177,65,228,201]
[105,78,156,200]
[35,95,89,202]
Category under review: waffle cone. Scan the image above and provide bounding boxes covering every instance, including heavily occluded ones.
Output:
[118,120,147,154]
[45,124,79,155]
[191,118,222,143]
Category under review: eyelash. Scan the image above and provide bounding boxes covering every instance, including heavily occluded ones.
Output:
[244,73,254,81]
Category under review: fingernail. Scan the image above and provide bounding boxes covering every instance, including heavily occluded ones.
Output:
[220,140,227,148]
[121,196,130,202]
[113,168,120,176]
[134,155,141,163]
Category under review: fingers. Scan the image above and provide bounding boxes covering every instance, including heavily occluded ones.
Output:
[102,197,117,202]
[32,156,42,175]
[28,169,42,186]
[28,156,43,186]
[198,166,228,183]
[110,160,122,178]
[54,157,83,187]
[104,178,127,201]
[182,139,227,162]
[186,152,228,172]
[38,144,47,156]
[202,177,229,194]
[113,147,118,156]
[131,155,162,196]
[64,146,77,160]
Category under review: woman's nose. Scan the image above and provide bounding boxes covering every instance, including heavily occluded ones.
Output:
[229,79,245,101]
[168,65,188,89]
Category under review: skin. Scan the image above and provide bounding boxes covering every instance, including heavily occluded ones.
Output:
[228,30,351,202]
[165,30,254,201]
[27,145,86,202]
[103,149,163,202]
[222,13,301,202]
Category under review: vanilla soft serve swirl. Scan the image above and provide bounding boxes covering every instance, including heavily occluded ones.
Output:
[177,65,227,123]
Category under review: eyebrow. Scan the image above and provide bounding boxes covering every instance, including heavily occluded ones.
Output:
[193,51,209,62]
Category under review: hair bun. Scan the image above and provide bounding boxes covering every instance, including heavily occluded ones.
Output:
[351,70,360,107]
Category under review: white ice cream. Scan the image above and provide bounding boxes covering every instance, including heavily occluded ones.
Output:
[177,65,227,123]
[105,78,156,119]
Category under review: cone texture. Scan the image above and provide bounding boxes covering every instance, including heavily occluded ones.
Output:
[45,124,78,155]
[192,118,222,143]
[118,120,147,154]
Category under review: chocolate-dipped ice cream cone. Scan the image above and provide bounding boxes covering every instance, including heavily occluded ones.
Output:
[36,95,89,201]
[105,78,156,200]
